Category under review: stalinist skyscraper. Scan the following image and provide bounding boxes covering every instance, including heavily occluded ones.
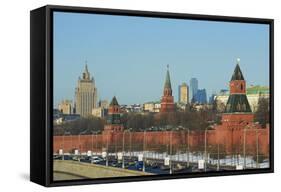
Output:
[75,63,97,117]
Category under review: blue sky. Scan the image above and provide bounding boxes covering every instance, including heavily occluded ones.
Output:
[53,11,269,106]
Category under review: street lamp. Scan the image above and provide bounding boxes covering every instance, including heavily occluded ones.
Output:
[115,133,117,159]
[62,131,70,160]
[96,132,98,156]
[204,128,208,172]
[129,128,132,159]
[122,130,128,169]
[142,129,146,172]
[169,130,173,174]
[243,124,253,169]
[91,131,99,156]
[62,132,65,160]
[186,128,190,167]
[106,132,110,167]
[256,128,259,168]
[217,142,220,171]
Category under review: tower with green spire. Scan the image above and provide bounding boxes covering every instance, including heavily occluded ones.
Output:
[221,59,254,126]
[103,96,124,133]
[225,59,252,113]
[160,65,175,112]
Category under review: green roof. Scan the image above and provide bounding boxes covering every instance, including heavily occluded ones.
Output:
[110,96,119,106]
[225,94,252,113]
[164,69,172,89]
[246,85,269,95]
[231,64,245,81]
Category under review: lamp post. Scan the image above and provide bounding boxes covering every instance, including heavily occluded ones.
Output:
[62,131,70,160]
[142,130,146,172]
[91,131,94,154]
[243,126,247,169]
[78,133,81,161]
[217,143,220,171]
[186,128,190,167]
[96,132,98,156]
[91,131,99,156]
[169,130,173,174]
[62,132,65,160]
[204,128,208,172]
[129,128,132,159]
[106,132,110,167]
[256,129,259,168]
[122,130,128,169]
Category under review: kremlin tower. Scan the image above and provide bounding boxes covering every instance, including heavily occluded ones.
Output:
[160,65,175,113]
[221,59,254,126]
[103,96,124,134]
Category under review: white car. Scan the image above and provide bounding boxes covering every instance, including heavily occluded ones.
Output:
[91,156,104,163]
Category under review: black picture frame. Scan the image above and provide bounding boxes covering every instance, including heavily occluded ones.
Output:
[30,5,274,187]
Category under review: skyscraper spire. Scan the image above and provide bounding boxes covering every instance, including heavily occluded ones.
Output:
[82,61,90,80]
[85,61,89,73]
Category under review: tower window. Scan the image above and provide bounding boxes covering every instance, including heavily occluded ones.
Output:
[241,84,243,90]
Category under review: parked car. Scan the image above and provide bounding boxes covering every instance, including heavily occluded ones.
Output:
[135,161,144,170]
[80,156,91,163]
[91,156,104,164]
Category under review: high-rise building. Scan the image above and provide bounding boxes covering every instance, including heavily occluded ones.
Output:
[75,64,98,117]
[160,65,175,112]
[58,100,72,114]
[178,83,189,104]
[194,89,207,104]
[190,78,198,102]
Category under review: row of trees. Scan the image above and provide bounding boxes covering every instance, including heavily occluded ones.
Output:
[122,108,219,132]
[53,97,269,135]
[54,116,105,136]
[54,107,220,135]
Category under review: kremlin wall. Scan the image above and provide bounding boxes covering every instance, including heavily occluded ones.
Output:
[54,63,270,158]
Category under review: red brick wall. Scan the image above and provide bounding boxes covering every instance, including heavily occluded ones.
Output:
[54,125,269,156]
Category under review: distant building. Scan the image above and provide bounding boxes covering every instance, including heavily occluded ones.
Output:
[209,93,216,104]
[98,100,109,108]
[92,107,108,118]
[143,102,154,112]
[53,114,80,125]
[143,102,161,113]
[92,100,109,118]
[75,64,98,117]
[58,100,72,114]
[120,104,142,113]
[190,78,198,102]
[193,89,207,104]
[160,65,175,112]
[178,83,189,104]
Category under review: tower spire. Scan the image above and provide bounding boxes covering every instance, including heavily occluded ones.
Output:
[164,65,171,89]
[231,59,244,81]
[82,61,90,80]
[160,64,175,112]
[85,60,89,73]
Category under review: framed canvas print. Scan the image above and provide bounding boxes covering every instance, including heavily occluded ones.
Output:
[30,5,274,187]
